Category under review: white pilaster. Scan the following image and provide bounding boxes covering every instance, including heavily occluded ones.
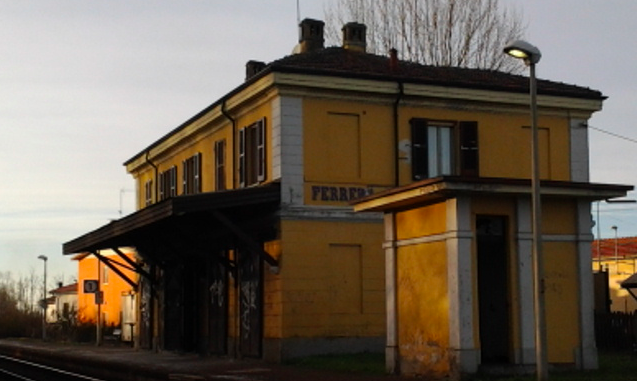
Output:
[446,197,479,373]
[384,213,399,374]
[570,118,590,182]
[576,200,598,369]
[271,96,304,206]
[516,197,536,364]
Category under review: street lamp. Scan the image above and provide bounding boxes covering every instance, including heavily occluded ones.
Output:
[504,40,547,381]
[37,255,48,341]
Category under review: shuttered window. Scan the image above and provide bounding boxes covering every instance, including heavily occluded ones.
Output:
[182,153,202,195]
[215,140,226,191]
[411,119,479,180]
[144,179,153,206]
[239,117,266,188]
[459,121,479,177]
[159,166,178,200]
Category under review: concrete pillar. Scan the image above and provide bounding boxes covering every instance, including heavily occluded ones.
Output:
[383,212,399,374]
[516,197,536,364]
[576,200,598,369]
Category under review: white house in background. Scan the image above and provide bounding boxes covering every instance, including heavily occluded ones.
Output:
[46,283,78,324]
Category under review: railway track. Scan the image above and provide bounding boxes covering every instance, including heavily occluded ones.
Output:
[0,354,110,381]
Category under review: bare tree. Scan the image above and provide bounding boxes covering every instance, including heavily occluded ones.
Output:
[0,271,42,338]
[324,0,526,73]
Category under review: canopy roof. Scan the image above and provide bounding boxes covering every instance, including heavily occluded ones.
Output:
[353,176,632,213]
[63,182,281,266]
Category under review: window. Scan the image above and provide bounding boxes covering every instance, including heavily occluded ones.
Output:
[102,264,109,284]
[182,153,202,195]
[144,179,153,206]
[62,302,70,320]
[411,119,478,180]
[158,166,178,200]
[214,140,226,191]
[239,118,266,188]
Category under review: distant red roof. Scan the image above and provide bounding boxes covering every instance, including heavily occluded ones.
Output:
[49,283,78,295]
[592,237,637,259]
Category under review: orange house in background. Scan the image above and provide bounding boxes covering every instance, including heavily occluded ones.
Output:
[74,249,137,340]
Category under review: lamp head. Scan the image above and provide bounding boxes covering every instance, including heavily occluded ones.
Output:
[504,40,541,65]
[38,255,48,261]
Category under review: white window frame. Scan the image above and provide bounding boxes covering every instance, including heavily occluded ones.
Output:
[427,124,453,178]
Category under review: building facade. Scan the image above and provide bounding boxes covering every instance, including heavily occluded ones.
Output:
[63,18,631,373]
[46,283,78,324]
[349,47,632,381]
[74,249,137,341]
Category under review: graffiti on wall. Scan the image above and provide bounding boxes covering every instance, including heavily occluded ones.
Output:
[240,279,258,338]
[210,279,225,308]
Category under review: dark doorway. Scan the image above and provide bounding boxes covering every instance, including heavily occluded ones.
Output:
[476,215,510,363]
[162,255,229,355]
[162,264,185,351]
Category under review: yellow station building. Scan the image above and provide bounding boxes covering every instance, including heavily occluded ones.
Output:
[63,19,631,376]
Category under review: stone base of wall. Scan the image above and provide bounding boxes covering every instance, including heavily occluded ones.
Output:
[263,336,384,363]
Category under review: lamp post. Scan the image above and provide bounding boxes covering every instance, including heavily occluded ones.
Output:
[504,40,547,381]
[595,199,635,269]
[37,255,48,341]
[612,225,618,274]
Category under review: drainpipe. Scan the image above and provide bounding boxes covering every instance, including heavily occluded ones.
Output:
[221,98,236,189]
[393,81,404,187]
[390,48,403,187]
[221,98,240,356]
[145,151,158,203]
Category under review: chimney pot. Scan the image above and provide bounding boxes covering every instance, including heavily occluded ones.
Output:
[389,48,399,71]
[342,22,367,52]
[297,18,325,53]
[245,60,266,81]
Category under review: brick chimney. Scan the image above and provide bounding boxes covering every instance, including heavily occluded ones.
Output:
[389,48,399,72]
[342,22,367,52]
[245,60,266,81]
[297,18,324,53]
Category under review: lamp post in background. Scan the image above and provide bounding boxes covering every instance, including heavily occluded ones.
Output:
[595,199,635,269]
[504,40,547,381]
[37,255,48,341]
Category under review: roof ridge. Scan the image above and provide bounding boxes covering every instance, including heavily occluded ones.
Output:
[267,47,604,99]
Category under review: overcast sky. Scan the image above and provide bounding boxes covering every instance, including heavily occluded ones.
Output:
[2,1,636,282]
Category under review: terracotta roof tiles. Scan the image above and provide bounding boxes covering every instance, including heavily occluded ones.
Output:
[268,47,604,100]
[49,283,78,295]
[592,237,637,259]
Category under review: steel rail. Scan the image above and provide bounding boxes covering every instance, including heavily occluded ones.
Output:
[0,354,108,381]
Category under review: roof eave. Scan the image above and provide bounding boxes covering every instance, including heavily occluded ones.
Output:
[353,176,633,213]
